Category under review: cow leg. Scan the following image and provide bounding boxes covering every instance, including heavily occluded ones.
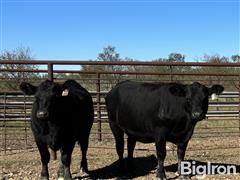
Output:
[79,138,89,173]
[155,135,167,180]
[177,143,189,179]
[127,136,136,173]
[109,122,125,174]
[57,162,64,180]
[36,141,50,180]
[59,143,75,180]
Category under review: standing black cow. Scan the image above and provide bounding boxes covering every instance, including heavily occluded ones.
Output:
[20,80,94,180]
[105,80,224,180]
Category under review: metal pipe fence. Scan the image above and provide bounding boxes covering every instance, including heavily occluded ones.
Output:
[0,60,240,155]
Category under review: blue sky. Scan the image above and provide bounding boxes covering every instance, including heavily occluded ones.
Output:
[0,0,239,61]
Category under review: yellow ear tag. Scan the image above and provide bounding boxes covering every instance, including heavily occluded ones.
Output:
[62,89,69,96]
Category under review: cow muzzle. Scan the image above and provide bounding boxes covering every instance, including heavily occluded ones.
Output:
[37,110,49,119]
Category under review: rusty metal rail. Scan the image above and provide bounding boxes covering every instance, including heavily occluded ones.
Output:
[1,60,240,66]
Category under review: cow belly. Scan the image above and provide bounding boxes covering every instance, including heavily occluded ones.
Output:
[47,136,62,151]
[167,129,194,145]
[125,129,155,143]
[35,131,73,151]
[49,144,61,151]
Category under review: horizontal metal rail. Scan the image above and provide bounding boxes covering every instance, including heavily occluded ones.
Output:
[1,60,240,66]
[1,68,240,77]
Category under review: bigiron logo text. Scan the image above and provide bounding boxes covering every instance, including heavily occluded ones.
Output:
[181,161,237,179]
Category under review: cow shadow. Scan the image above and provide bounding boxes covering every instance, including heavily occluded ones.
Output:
[75,155,157,179]
[74,158,240,179]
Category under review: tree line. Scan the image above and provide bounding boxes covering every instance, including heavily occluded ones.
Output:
[0,46,239,91]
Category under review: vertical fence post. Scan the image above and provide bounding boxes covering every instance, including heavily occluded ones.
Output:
[239,76,240,137]
[24,94,28,149]
[48,63,53,81]
[96,73,102,141]
[169,65,173,81]
[48,62,57,160]
[3,93,7,155]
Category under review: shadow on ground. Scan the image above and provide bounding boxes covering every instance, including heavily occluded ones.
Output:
[74,157,240,179]
[75,155,157,179]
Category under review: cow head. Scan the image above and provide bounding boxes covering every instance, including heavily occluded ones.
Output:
[170,82,224,120]
[186,82,224,120]
[20,80,68,120]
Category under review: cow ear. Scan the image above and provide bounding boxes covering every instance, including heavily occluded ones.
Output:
[51,84,65,96]
[169,84,187,97]
[209,85,224,95]
[192,82,201,87]
[20,82,37,95]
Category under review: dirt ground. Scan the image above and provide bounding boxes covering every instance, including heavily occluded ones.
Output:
[1,137,240,180]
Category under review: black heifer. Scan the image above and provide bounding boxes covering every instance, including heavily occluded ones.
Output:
[20,80,94,180]
[105,81,224,180]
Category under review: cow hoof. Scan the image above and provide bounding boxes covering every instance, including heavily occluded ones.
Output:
[156,174,167,180]
[80,167,89,174]
[178,175,190,180]
[156,178,167,180]
[156,173,167,180]
[80,169,89,177]
[63,177,73,180]
[40,176,49,180]
[57,172,64,179]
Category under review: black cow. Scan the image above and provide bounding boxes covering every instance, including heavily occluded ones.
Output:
[105,80,224,180]
[20,80,94,180]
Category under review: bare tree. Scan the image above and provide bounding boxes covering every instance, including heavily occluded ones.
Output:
[81,46,123,72]
[80,46,124,90]
[0,47,38,90]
